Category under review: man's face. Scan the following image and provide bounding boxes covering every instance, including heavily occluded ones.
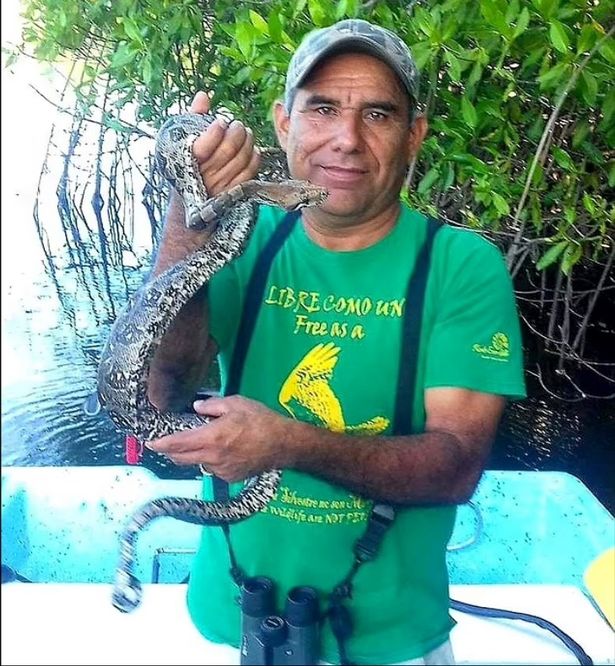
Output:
[274,52,426,226]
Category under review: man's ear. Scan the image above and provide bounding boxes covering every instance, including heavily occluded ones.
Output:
[406,115,428,161]
[273,100,290,151]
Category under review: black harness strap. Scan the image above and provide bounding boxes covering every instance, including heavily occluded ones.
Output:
[212,210,301,585]
[326,217,442,664]
[393,216,442,437]
[211,475,246,586]
[225,210,301,396]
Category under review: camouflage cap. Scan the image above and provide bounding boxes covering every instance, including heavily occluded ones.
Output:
[284,19,419,112]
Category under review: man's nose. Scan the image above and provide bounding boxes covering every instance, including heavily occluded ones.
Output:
[331,113,363,152]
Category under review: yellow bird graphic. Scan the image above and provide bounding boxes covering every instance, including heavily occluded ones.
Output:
[278,342,389,434]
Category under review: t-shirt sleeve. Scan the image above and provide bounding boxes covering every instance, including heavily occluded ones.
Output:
[424,230,527,399]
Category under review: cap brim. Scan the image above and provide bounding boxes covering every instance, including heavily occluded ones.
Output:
[295,37,415,102]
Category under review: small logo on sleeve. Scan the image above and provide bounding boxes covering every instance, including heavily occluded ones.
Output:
[472,332,510,362]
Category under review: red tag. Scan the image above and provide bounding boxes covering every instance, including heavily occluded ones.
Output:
[125,435,143,465]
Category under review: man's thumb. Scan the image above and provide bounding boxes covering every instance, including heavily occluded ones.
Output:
[190,90,211,114]
[193,396,226,417]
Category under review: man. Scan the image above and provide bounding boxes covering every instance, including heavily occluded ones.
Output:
[147,18,526,665]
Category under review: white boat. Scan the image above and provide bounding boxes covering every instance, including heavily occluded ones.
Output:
[1,465,613,665]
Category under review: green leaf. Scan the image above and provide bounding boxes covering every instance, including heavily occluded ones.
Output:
[561,243,582,275]
[598,38,615,65]
[123,18,142,45]
[233,65,252,85]
[480,0,508,35]
[235,20,254,59]
[461,97,478,128]
[417,168,440,194]
[531,162,545,187]
[580,70,598,107]
[444,51,461,81]
[414,7,433,38]
[142,57,152,85]
[267,11,283,43]
[111,43,134,69]
[492,192,510,216]
[552,147,574,171]
[104,115,132,135]
[4,50,18,68]
[411,42,433,70]
[549,21,569,53]
[293,0,309,18]
[373,1,393,24]
[602,88,615,126]
[513,8,530,40]
[467,58,485,88]
[531,196,543,230]
[335,0,349,20]
[249,10,269,36]
[537,61,568,88]
[505,0,521,24]
[219,45,244,60]
[582,193,596,215]
[581,142,606,165]
[536,0,557,20]
[563,206,576,225]
[307,0,327,27]
[536,240,568,270]
[572,120,590,148]
[442,162,455,189]
[577,25,598,54]
[449,153,490,174]
[608,162,615,189]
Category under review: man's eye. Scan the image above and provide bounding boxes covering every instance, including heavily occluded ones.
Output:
[366,110,388,121]
[315,106,335,116]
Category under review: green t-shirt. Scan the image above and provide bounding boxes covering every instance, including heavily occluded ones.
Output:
[186,203,526,664]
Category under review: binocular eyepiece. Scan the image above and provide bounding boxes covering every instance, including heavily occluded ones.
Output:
[240,576,320,665]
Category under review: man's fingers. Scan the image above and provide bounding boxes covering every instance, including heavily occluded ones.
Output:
[205,127,258,193]
[201,120,249,175]
[190,90,211,114]
[190,113,259,196]
[193,397,229,418]
[146,428,206,453]
[226,149,262,189]
[192,117,230,165]
[167,451,215,466]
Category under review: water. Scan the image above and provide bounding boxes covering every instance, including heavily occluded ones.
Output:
[2,9,614,514]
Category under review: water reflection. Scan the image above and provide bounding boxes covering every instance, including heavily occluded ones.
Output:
[495,395,614,511]
[1,259,198,479]
[1,99,193,478]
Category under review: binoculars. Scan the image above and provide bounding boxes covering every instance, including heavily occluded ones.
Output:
[240,576,320,665]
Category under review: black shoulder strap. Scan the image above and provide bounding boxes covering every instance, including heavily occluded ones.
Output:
[212,210,301,582]
[224,210,301,396]
[328,215,443,665]
[393,216,442,436]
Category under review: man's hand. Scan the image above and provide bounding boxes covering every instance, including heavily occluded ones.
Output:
[146,395,290,482]
[189,91,261,196]
[147,386,506,505]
